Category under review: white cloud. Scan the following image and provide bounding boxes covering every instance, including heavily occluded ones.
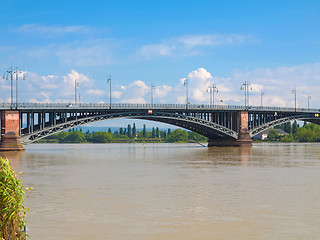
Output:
[86,89,107,96]
[113,91,123,99]
[15,24,93,36]
[23,39,116,67]
[138,34,254,58]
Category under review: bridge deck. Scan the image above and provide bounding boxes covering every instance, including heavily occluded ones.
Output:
[0,103,319,113]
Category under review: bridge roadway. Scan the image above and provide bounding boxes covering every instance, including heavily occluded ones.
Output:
[0,103,320,150]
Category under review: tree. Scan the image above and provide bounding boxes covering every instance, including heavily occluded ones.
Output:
[166,129,188,142]
[57,131,68,143]
[267,130,280,141]
[152,127,156,138]
[91,131,113,143]
[292,120,299,134]
[127,124,132,138]
[296,127,315,142]
[167,128,171,136]
[188,131,206,142]
[108,128,112,133]
[64,131,85,143]
[119,127,124,135]
[132,123,136,138]
[143,124,147,138]
[281,133,294,142]
[156,127,160,138]
[284,122,292,133]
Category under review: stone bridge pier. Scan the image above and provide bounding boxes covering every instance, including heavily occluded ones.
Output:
[208,111,252,147]
[0,111,25,151]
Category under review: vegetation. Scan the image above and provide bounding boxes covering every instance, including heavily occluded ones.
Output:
[269,121,320,142]
[41,124,208,144]
[0,157,27,240]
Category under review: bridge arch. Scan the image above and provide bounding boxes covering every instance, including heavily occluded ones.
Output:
[250,113,320,137]
[20,111,238,144]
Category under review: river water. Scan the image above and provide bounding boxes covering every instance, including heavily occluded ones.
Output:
[2,143,320,240]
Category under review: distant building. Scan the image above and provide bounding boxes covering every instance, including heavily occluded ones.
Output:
[253,128,288,140]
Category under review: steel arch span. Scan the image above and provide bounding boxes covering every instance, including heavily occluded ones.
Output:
[20,111,238,144]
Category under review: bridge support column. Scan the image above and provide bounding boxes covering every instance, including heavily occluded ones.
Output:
[208,111,252,147]
[0,111,25,151]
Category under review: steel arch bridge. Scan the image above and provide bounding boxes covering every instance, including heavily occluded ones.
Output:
[0,103,320,148]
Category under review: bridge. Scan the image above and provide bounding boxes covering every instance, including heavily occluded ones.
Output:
[0,102,320,150]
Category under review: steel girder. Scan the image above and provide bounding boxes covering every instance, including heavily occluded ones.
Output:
[20,111,238,144]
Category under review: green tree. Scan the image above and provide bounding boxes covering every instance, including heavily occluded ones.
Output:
[167,129,188,142]
[143,124,147,138]
[119,128,124,135]
[156,127,160,138]
[57,131,68,143]
[167,128,171,136]
[281,134,294,142]
[296,127,315,142]
[152,127,156,138]
[127,124,132,138]
[108,128,112,133]
[91,131,113,143]
[292,120,299,134]
[132,123,136,138]
[284,122,292,133]
[267,130,280,141]
[64,131,85,143]
[188,131,206,142]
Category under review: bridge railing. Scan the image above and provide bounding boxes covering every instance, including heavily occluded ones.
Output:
[0,102,319,113]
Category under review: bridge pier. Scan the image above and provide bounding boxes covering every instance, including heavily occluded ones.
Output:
[0,111,25,151]
[208,111,252,147]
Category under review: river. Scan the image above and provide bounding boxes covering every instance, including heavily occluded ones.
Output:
[2,143,320,240]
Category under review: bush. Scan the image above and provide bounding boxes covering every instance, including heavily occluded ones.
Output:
[0,157,27,239]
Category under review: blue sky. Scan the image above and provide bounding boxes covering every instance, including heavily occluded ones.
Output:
[0,0,320,126]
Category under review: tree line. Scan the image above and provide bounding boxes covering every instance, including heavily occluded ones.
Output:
[43,123,208,143]
[268,121,320,142]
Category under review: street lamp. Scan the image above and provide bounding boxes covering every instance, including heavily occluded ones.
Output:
[3,67,25,109]
[308,94,311,109]
[240,81,252,109]
[74,79,79,106]
[207,84,218,108]
[292,88,296,112]
[151,83,155,107]
[107,75,111,109]
[261,91,264,107]
[184,79,189,109]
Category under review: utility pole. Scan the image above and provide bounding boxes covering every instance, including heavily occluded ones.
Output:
[3,67,25,109]
[308,94,311,109]
[240,81,252,109]
[75,79,79,106]
[292,88,296,112]
[107,75,111,109]
[151,83,155,107]
[261,91,264,107]
[207,84,218,108]
[184,79,189,109]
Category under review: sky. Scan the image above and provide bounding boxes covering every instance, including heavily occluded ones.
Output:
[0,0,319,127]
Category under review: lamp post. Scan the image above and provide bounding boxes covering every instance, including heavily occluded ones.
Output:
[261,91,264,107]
[107,75,111,109]
[240,81,252,109]
[3,67,25,109]
[292,88,296,112]
[308,94,311,109]
[74,79,79,106]
[207,84,218,108]
[151,83,155,107]
[184,79,189,109]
